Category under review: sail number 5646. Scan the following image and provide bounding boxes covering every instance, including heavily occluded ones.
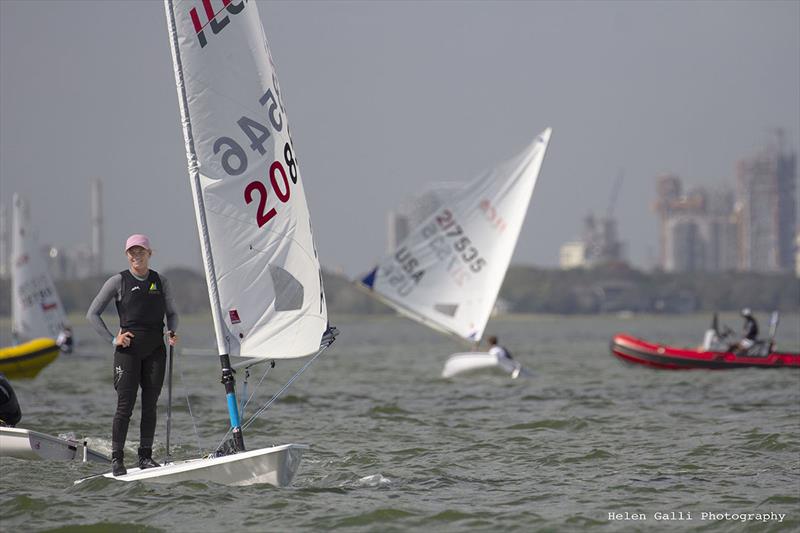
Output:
[213,88,283,176]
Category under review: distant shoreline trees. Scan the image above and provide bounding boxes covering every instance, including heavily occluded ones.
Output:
[0,265,796,318]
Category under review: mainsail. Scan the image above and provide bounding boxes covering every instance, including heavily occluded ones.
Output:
[165,0,327,360]
[360,129,552,342]
[11,193,69,342]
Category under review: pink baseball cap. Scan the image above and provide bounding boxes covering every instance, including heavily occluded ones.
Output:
[125,234,151,251]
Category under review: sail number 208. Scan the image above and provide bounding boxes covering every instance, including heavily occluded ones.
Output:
[244,143,297,226]
[212,81,299,227]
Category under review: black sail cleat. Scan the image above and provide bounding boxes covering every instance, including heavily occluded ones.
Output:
[320,325,340,348]
[111,451,127,477]
[138,447,161,469]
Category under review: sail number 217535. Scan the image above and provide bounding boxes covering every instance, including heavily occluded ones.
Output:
[211,81,299,227]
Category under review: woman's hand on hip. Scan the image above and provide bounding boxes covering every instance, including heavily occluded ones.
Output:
[116,330,134,348]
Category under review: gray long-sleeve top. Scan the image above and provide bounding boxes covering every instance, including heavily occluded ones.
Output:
[86,270,179,345]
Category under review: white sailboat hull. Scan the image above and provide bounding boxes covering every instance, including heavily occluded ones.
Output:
[0,427,110,463]
[80,443,307,487]
[442,352,531,379]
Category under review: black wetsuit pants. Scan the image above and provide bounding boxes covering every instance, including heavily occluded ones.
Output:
[112,331,166,453]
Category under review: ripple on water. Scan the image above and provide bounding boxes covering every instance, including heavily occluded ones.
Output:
[759,494,800,506]
[41,523,167,533]
[507,417,589,431]
[278,394,309,404]
[355,473,392,487]
[686,443,720,457]
[538,448,616,466]
[741,431,796,452]
[366,405,430,425]
[564,515,607,528]
[4,494,50,518]
[425,509,490,522]
[333,508,417,528]
[384,446,431,458]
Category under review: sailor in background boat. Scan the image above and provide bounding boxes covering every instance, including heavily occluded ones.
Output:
[56,327,74,354]
[86,234,179,477]
[487,335,514,362]
[0,373,22,427]
[732,308,759,354]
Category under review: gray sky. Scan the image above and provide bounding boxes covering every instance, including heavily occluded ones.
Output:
[1,0,798,276]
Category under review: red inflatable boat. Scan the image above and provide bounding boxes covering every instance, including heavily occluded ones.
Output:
[610,333,800,370]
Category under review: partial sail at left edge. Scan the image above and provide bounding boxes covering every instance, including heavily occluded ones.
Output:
[165,0,327,359]
[11,194,69,342]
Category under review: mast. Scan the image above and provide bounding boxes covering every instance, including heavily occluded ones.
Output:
[164,0,244,452]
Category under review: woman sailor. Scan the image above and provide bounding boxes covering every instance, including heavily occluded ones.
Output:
[87,234,178,476]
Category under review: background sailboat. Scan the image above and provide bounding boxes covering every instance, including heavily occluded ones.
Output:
[359,129,552,377]
[0,194,68,379]
[81,0,336,487]
[11,193,69,343]
[0,195,108,463]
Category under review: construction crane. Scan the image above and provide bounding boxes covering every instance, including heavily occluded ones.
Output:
[606,170,624,220]
[586,170,625,265]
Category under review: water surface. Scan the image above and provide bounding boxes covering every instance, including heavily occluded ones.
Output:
[1,313,798,532]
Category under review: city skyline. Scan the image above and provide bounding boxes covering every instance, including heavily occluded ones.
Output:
[1,1,798,277]
[6,127,796,280]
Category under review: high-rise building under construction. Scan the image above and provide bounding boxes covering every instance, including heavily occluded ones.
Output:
[736,131,796,272]
[654,175,738,272]
[655,131,797,274]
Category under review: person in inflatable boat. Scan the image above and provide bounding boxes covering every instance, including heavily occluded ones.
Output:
[732,308,759,355]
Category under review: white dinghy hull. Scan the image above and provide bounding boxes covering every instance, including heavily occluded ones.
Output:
[442,352,531,379]
[0,427,110,463]
[79,444,307,487]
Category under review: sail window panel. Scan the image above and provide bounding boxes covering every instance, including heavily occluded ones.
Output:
[269,265,304,311]
[434,303,459,317]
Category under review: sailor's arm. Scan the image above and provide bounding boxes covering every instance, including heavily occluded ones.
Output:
[86,274,121,345]
[161,275,179,345]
